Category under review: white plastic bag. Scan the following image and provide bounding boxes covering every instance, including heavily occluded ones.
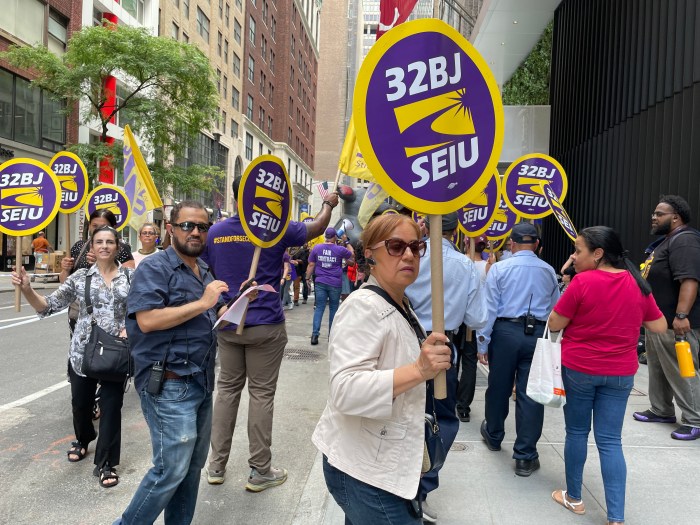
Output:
[526,326,566,408]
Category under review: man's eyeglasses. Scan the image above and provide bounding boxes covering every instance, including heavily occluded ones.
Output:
[372,238,426,258]
[140,231,157,236]
[651,212,675,218]
[172,222,210,232]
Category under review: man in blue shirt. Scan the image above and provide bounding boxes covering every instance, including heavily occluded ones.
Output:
[406,212,487,523]
[477,222,560,477]
[115,201,230,525]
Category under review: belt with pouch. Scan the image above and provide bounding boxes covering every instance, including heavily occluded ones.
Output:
[496,317,547,326]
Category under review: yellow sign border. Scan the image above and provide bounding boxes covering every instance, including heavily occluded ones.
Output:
[50,151,89,214]
[353,18,504,215]
[238,155,292,248]
[502,153,568,220]
[0,158,61,237]
[84,184,133,232]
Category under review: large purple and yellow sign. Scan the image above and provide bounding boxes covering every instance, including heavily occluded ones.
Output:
[0,158,61,236]
[457,171,501,237]
[353,19,504,214]
[542,182,578,243]
[503,154,568,219]
[85,185,132,231]
[50,151,88,214]
[238,155,292,248]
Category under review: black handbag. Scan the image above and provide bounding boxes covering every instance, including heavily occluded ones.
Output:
[80,273,133,383]
[365,285,447,475]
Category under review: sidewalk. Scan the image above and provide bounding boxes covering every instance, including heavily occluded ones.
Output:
[281,298,700,524]
[0,271,60,293]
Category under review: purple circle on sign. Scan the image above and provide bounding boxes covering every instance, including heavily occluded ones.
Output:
[485,199,518,239]
[503,155,567,218]
[364,31,498,204]
[239,157,292,247]
[86,186,131,230]
[0,159,61,236]
[51,153,88,213]
[458,173,499,236]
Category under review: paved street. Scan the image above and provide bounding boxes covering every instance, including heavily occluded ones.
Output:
[0,278,699,524]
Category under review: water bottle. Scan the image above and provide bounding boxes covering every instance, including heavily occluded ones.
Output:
[675,336,696,378]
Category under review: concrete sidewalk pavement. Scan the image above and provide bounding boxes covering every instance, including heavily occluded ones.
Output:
[282,297,700,524]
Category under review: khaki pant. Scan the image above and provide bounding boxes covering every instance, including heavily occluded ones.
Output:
[645,328,700,427]
[208,323,287,473]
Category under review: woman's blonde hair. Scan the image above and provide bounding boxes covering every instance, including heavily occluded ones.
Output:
[361,214,420,255]
[138,222,161,237]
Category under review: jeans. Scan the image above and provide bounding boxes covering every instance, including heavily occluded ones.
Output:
[280,279,293,307]
[323,456,421,525]
[312,282,341,337]
[456,334,477,415]
[562,367,634,523]
[115,379,212,525]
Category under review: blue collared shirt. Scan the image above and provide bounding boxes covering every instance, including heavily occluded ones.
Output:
[126,247,225,392]
[476,250,560,354]
[406,237,487,333]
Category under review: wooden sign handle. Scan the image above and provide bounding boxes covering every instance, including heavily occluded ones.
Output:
[64,213,71,253]
[14,250,21,312]
[236,246,262,334]
[428,214,446,399]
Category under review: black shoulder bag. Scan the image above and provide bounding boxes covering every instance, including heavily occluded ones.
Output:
[81,272,133,383]
[364,285,446,475]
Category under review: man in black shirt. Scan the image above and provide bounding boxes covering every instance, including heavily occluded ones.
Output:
[634,195,700,440]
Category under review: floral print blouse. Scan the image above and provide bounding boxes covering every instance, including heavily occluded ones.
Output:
[38,265,133,377]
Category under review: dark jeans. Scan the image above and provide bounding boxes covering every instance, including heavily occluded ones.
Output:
[456,335,477,415]
[483,321,545,460]
[312,282,341,337]
[68,366,124,468]
[323,456,421,525]
[418,345,460,500]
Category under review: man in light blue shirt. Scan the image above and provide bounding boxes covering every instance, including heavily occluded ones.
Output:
[476,222,559,477]
[406,212,487,522]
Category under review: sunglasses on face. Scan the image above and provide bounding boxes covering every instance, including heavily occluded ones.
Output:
[372,238,426,257]
[172,222,210,233]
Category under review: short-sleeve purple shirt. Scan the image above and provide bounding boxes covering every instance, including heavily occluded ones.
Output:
[309,242,352,288]
[202,216,307,328]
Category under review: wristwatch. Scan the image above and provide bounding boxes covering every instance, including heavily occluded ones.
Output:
[675,312,689,320]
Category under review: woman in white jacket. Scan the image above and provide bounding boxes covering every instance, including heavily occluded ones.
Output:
[312,214,451,524]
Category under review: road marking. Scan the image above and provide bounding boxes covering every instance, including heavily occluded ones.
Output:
[0,303,30,310]
[0,315,37,324]
[0,380,69,413]
[0,310,65,331]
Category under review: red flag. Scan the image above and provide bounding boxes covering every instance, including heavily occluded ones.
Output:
[377,0,418,39]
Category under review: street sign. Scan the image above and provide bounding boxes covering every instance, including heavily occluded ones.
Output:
[502,153,568,219]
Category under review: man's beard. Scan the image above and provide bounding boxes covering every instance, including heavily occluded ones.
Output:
[651,222,671,235]
[172,234,205,257]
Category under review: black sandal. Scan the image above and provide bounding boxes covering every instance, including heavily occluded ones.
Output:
[93,463,119,488]
[67,441,87,462]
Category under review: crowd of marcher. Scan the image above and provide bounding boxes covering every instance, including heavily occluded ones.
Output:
[11,190,700,525]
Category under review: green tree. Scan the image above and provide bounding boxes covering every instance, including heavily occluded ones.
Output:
[1,22,222,196]
[502,21,553,106]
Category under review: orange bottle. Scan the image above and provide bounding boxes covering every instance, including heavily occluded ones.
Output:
[675,336,696,378]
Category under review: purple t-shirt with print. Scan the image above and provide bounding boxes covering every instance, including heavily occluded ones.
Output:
[309,242,352,288]
[202,216,307,328]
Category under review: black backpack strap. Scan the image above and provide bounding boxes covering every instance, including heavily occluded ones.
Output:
[84,273,93,317]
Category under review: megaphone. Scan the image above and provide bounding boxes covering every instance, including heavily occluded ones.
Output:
[336,218,354,238]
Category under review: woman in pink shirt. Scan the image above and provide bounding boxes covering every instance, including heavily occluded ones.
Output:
[548,226,667,525]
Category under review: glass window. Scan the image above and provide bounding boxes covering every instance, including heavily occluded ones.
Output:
[231,87,239,110]
[48,11,68,55]
[171,23,179,40]
[271,17,276,40]
[14,76,41,147]
[0,70,14,140]
[269,50,275,73]
[196,7,210,42]
[225,3,230,27]
[258,106,264,129]
[246,95,253,120]
[258,142,263,157]
[219,0,224,18]
[261,36,267,61]
[223,75,227,99]
[224,39,229,64]
[222,110,226,133]
[234,19,241,44]
[183,0,190,18]
[0,0,44,45]
[217,31,222,55]
[249,16,256,46]
[245,132,253,160]
[183,32,189,43]
[248,55,255,83]
[231,119,238,138]
[267,116,272,136]
[233,53,241,77]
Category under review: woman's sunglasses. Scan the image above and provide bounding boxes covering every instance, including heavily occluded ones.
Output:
[372,238,426,257]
